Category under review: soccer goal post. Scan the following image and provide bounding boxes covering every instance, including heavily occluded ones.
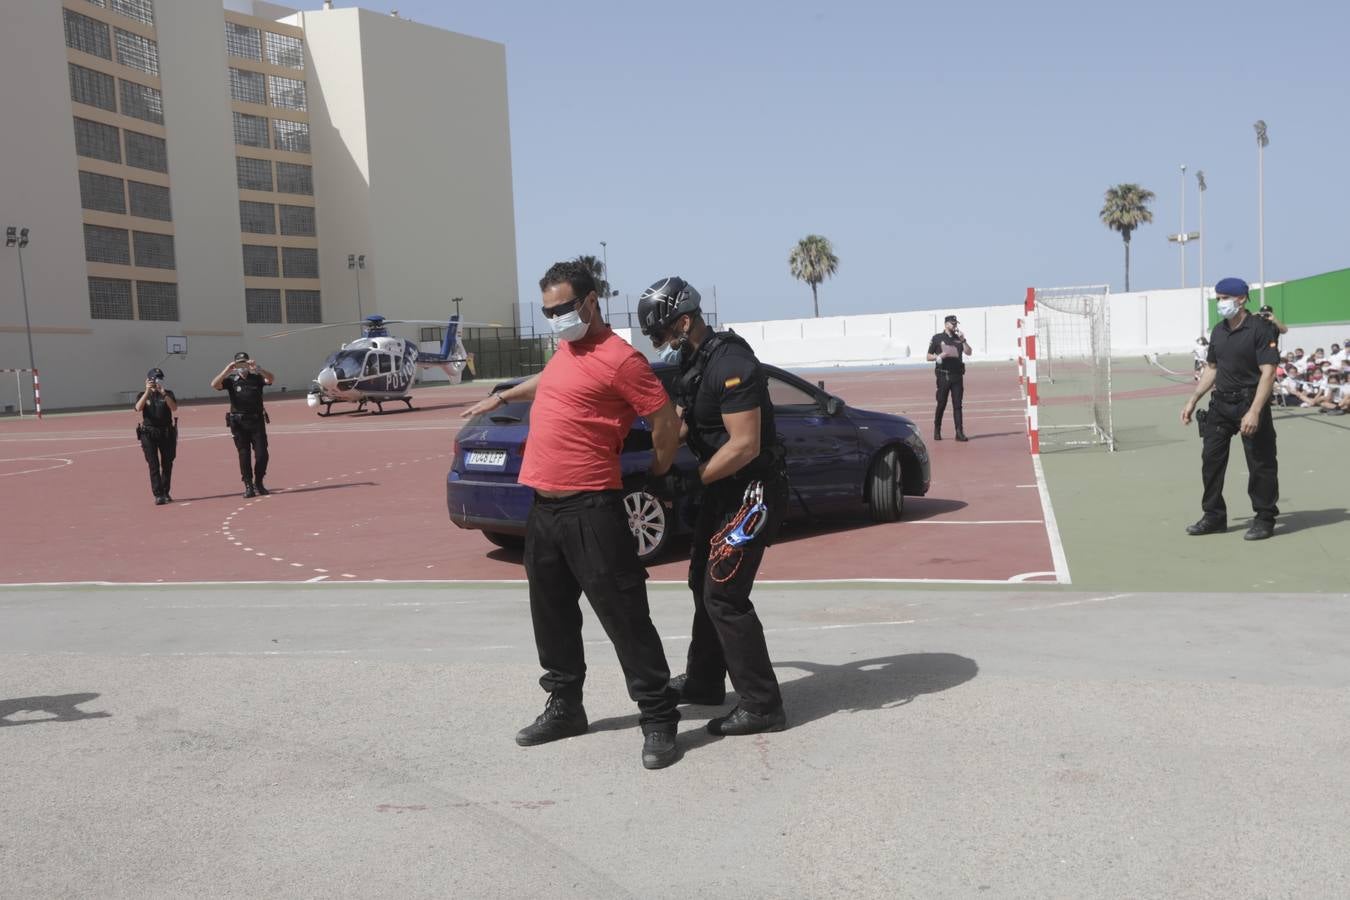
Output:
[1023,285,1113,452]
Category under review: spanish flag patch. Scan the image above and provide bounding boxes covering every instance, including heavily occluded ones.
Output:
[724,376,742,389]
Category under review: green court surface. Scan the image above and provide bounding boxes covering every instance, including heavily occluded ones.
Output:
[1038,355,1348,593]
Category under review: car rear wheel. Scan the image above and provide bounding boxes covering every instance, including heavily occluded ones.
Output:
[623,487,671,564]
[483,531,525,551]
[867,448,905,522]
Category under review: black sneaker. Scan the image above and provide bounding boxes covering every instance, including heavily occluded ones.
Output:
[1185,518,1226,535]
[933,429,943,441]
[254,482,270,496]
[1243,520,1275,541]
[243,484,257,499]
[669,673,725,706]
[515,695,588,747]
[154,495,168,506]
[707,704,787,736]
[641,728,679,770]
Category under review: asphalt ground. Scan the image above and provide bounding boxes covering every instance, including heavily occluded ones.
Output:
[4,356,1348,897]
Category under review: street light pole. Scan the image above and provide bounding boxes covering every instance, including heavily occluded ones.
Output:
[5,227,38,413]
[1254,120,1269,307]
[1179,164,1186,288]
[1196,170,1207,338]
[347,253,366,319]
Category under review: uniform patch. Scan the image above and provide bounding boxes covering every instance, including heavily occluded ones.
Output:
[724,376,742,389]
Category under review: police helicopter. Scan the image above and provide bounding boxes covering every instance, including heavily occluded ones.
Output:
[264,313,491,415]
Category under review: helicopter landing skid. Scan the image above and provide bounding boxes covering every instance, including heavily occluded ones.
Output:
[356,396,415,414]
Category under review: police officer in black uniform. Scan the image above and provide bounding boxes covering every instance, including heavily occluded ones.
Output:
[135,366,178,505]
[211,351,275,497]
[927,314,971,441]
[1180,277,1280,540]
[638,276,789,736]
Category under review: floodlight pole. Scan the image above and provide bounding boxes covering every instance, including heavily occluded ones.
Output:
[1196,170,1207,338]
[1179,164,1186,288]
[1254,120,1269,307]
[599,240,611,321]
[6,227,38,414]
[347,252,366,319]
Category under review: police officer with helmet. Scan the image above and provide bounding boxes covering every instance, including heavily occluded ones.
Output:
[210,351,275,497]
[1180,277,1280,540]
[135,366,178,505]
[638,276,790,736]
[927,314,971,441]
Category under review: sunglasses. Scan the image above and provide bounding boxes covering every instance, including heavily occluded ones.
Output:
[540,295,588,319]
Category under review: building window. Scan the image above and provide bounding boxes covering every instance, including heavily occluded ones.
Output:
[278,205,316,237]
[64,9,112,59]
[133,231,176,269]
[272,119,309,154]
[125,130,168,172]
[86,0,108,6]
[286,290,322,324]
[229,68,267,106]
[275,162,313,195]
[282,247,319,278]
[225,22,261,60]
[84,224,131,265]
[265,32,305,70]
[240,201,276,234]
[242,244,279,277]
[89,277,134,319]
[69,64,117,112]
[246,288,282,324]
[236,157,272,191]
[74,118,122,163]
[79,171,127,214]
[269,75,307,111]
[136,281,179,321]
[110,0,155,26]
[119,80,164,124]
[420,327,443,343]
[233,112,269,148]
[114,29,159,75]
[128,181,172,221]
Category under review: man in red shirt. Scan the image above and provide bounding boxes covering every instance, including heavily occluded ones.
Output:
[461,259,684,769]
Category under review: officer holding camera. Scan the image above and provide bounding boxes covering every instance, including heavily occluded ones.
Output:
[210,352,274,497]
[638,276,790,737]
[134,367,178,505]
[1257,303,1288,335]
[927,314,971,441]
[1180,277,1280,540]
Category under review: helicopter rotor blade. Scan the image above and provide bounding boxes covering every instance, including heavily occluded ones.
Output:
[261,321,372,339]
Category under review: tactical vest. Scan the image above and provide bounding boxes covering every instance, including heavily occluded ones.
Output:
[228,373,266,416]
[677,331,786,477]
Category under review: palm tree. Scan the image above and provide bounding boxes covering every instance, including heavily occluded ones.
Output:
[789,235,839,318]
[1099,184,1155,292]
[574,254,610,300]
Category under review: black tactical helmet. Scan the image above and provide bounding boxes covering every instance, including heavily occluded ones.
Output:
[637,276,701,341]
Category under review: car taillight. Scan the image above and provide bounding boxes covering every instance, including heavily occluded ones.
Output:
[453,438,461,459]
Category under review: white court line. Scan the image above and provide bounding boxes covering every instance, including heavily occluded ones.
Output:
[906,519,1042,525]
[0,458,73,477]
[1032,454,1071,584]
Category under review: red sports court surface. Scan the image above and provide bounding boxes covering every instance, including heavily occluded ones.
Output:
[0,364,1058,585]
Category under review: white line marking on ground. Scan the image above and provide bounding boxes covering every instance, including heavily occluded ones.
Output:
[306,576,328,583]
[1009,571,1058,582]
[907,519,1042,525]
[1032,454,1071,584]
[0,457,74,476]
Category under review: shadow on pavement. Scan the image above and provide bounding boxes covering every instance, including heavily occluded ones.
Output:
[1264,508,1350,536]
[0,693,111,727]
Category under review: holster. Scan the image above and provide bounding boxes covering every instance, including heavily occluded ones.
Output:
[1195,408,1210,439]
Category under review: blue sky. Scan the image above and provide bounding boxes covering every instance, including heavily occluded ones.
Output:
[335,0,1350,326]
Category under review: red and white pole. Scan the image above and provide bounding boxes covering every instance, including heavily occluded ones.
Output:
[1016,317,1024,388]
[1023,288,1039,455]
[32,367,42,419]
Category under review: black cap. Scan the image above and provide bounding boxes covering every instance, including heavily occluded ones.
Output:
[147,367,164,380]
[1259,305,1274,314]
[944,315,959,325]
[234,351,251,363]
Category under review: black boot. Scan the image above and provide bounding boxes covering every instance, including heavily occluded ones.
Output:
[641,727,679,770]
[515,695,588,747]
[955,431,969,442]
[707,704,787,736]
[254,481,270,496]
[933,427,943,441]
[243,483,257,498]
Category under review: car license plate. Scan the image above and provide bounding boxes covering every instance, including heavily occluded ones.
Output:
[466,449,507,467]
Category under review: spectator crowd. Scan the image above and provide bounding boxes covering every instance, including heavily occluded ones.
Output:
[1276,340,1350,414]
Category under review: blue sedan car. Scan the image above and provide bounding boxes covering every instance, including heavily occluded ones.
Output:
[447,362,931,564]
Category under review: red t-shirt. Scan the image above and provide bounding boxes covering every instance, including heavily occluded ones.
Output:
[519,327,669,492]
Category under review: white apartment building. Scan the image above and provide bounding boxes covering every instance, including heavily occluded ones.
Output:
[0,0,517,411]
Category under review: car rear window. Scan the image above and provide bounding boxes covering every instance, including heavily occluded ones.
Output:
[466,399,532,426]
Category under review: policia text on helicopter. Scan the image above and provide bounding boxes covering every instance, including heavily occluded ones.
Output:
[210,352,275,498]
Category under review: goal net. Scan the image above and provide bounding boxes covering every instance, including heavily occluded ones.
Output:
[1027,285,1114,451]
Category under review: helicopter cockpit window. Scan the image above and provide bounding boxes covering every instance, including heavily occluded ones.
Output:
[330,350,365,379]
[378,353,392,374]
[364,354,379,376]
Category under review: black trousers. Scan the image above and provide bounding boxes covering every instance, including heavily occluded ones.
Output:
[140,428,176,498]
[1200,393,1279,523]
[935,370,964,433]
[230,420,268,485]
[684,476,788,715]
[523,490,679,730]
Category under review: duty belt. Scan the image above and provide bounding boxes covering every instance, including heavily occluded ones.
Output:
[1212,388,1255,402]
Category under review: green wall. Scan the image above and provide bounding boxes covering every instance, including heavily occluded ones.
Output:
[1207,266,1350,328]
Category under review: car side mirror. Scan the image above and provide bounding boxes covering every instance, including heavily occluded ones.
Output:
[824,396,843,416]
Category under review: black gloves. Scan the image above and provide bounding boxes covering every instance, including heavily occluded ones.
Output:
[644,468,690,500]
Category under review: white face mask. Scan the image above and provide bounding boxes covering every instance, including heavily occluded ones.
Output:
[1217,298,1243,319]
[654,320,689,364]
[549,299,591,342]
